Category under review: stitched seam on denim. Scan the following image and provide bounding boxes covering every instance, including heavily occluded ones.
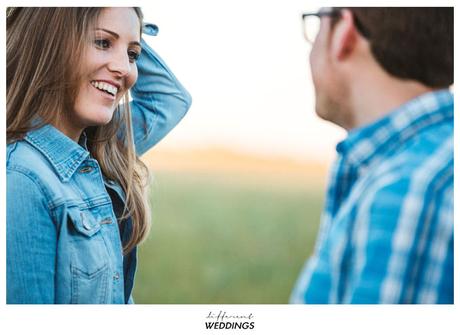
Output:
[58,151,88,181]
[71,265,79,303]
[70,265,110,303]
[69,242,110,303]
[6,142,18,162]
[25,135,89,181]
[142,95,158,143]
[25,134,63,173]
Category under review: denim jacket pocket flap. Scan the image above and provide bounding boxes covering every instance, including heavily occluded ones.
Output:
[68,207,102,237]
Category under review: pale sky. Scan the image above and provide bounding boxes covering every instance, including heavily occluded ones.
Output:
[141,0,346,164]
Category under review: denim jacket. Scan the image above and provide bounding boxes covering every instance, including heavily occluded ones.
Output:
[6,25,192,304]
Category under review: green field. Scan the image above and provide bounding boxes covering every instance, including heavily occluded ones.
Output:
[132,171,324,304]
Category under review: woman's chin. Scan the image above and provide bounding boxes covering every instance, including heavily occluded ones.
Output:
[84,109,115,126]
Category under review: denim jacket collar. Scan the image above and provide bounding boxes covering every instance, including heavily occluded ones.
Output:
[25,124,90,182]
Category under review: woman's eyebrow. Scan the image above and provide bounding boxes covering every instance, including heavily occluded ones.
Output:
[95,28,141,47]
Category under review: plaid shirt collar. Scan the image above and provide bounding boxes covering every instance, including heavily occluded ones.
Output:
[336,89,453,170]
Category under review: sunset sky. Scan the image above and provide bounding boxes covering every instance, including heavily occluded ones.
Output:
[141,0,346,164]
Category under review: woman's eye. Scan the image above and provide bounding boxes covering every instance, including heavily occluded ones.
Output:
[128,50,140,62]
[94,39,111,49]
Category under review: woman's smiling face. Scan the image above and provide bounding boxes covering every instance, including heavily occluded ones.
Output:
[68,7,141,139]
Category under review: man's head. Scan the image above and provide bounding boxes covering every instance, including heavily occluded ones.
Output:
[306,7,453,129]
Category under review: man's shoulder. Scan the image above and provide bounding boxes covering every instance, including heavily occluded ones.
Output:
[358,134,453,209]
[402,118,453,160]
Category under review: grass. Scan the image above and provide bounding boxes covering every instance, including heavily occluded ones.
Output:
[132,170,324,304]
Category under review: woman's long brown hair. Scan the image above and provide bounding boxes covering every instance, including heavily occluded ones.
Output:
[7,7,151,254]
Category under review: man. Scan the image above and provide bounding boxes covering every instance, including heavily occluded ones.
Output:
[291,7,453,303]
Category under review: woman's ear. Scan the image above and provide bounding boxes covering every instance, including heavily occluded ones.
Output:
[331,9,359,61]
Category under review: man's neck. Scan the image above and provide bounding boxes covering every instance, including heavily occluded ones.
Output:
[347,73,433,131]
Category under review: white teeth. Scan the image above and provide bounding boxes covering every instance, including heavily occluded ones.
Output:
[90,81,118,96]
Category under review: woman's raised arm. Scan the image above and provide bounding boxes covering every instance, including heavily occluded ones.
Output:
[129,24,192,156]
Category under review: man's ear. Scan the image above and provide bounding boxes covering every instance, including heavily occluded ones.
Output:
[331,9,359,61]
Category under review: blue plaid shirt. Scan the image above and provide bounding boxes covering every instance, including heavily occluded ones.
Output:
[290,90,453,304]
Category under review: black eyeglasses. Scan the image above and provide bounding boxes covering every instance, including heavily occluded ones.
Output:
[301,8,370,44]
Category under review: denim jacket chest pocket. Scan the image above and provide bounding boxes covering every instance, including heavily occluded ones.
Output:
[66,206,113,304]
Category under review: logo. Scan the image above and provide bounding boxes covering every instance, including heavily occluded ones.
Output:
[205,311,255,330]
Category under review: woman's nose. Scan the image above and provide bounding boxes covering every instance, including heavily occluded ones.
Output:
[107,51,130,77]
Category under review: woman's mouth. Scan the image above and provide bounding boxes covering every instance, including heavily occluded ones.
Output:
[90,80,118,100]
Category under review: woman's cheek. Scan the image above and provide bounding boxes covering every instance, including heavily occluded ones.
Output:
[128,66,138,89]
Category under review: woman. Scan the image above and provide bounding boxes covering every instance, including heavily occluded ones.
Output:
[6,7,191,304]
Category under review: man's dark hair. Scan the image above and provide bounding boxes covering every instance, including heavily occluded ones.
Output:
[338,7,453,88]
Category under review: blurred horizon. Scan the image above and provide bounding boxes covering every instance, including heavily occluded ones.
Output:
[135,147,327,303]
[142,145,331,181]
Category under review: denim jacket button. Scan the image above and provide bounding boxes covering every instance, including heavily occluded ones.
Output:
[80,213,92,230]
[113,272,120,280]
[143,23,158,36]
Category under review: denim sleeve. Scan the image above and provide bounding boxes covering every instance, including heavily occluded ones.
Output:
[7,169,56,304]
[129,37,192,156]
